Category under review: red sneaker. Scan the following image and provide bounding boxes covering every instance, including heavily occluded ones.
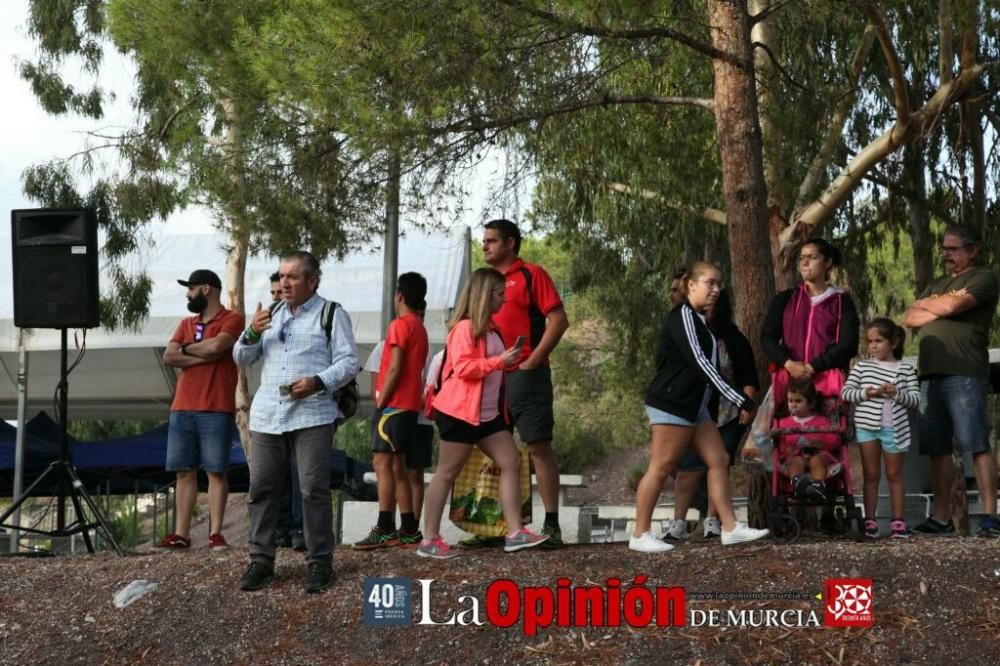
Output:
[208,533,229,550]
[154,533,191,549]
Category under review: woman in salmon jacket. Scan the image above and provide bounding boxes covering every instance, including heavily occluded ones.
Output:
[417,268,548,559]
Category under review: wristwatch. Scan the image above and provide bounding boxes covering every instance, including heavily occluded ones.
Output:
[312,375,326,391]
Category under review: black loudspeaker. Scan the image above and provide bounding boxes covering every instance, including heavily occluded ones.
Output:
[12,208,100,329]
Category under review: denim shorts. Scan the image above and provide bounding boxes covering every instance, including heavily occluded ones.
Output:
[856,426,908,454]
[918,376,991,456]
[166,411,234,474]
[646,389,712,427]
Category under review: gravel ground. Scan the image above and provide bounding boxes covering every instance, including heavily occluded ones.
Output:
[2,534,999,665]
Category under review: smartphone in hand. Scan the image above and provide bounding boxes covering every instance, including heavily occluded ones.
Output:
[513,335,527,349]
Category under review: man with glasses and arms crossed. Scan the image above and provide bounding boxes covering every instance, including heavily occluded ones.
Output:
[235,251,359,592]
[158,269,245,551]
[904,225,1000,537]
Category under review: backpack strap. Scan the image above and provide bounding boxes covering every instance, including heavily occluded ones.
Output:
[518,265,546,348]
[321,300,338,346]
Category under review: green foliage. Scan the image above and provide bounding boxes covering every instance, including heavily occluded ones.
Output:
[69,419,160,441]
[625,454,648,494]
[334,415,372,464]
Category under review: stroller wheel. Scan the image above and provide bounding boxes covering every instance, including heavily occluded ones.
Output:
[768,512,800,544]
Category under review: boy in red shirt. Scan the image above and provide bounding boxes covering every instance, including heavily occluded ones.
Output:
[355,272,429,549]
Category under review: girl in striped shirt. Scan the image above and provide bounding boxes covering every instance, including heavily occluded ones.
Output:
[841,318,919,538]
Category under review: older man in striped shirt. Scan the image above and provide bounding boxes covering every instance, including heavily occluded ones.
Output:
[234,251,358,593]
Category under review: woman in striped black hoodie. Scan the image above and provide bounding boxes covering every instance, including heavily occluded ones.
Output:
[630,261,769,553]
[841,318,919,538]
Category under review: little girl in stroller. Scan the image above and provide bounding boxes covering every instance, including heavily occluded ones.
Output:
[775,378,841,502]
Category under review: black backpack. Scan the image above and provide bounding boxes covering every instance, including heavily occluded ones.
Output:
[269,299,360,424]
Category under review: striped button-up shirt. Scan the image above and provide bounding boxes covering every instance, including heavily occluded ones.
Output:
[233,293,359,435]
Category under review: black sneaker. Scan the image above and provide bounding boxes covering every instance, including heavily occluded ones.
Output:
[912,517,956,535]
[805,481,827,503]
[291,530,306,552]
[540,524,563,549]
[792,475,811,499]
[977,516,1000,538]
[305,561,335,594]
[275,531,292,549]
[238,562,275,591]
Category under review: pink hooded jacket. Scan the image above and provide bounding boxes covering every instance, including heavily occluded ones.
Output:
[429,319,508,426]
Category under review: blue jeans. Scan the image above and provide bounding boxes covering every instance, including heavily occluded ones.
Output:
[165,411,234,474]
[918,376,991,456]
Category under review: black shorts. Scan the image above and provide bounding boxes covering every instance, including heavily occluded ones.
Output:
[406,424,435,470]
[370,408,418,454]
[506,365,555,443]
[435,413,509,445]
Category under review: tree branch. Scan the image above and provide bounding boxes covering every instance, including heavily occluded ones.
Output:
[939,0,954,84]
[863,1,911,119]
[749,0,790,26]
[497,0,744,66]
[427,93,714,135]
[607,181,726,225]
[792,26,875,213]
[751,41,808,92]
[782,63,984,252]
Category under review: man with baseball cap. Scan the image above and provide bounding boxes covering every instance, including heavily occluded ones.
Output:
[156,269,245,550]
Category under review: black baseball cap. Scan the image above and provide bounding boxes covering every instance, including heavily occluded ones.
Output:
[177,269,222,289]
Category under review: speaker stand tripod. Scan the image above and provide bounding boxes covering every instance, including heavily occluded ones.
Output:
[0,329,124,557]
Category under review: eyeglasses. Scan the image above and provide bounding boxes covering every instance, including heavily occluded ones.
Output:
[693,279,723,291]
[194,322,206,342]
[940,244,969,253]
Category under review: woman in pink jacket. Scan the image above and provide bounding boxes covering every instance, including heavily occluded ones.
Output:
[418,268,548,559]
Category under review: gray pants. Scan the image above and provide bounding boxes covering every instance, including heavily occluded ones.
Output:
[248,424,335,565]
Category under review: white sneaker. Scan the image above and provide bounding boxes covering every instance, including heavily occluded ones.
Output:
[703,516,722,538]
[629,531,675,553]
[660,519,688,540]
[720,522,769,546]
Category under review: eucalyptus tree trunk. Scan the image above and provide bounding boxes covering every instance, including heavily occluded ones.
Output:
[904,141,933,296]
[707,0,775,384]
[708,0,776,529]
[219,97,254,463]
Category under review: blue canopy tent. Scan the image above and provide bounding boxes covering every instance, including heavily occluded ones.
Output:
[0,413,373,497]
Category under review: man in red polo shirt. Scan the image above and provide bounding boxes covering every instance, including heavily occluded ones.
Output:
[481,219,570,547]
[157,269,244,550]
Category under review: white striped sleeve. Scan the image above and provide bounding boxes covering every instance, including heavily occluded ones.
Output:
[894,363,920,410]
[681,306,746,407]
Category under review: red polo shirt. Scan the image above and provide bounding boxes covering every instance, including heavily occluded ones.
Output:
[492,258,563,365]
[169,307,245,413]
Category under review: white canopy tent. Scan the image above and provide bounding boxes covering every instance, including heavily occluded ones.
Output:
[0,225,471,419]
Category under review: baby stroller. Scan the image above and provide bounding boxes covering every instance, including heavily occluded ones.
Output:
[766,394,864,543]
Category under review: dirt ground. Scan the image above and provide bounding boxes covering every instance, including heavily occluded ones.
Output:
[2,533,1000,665]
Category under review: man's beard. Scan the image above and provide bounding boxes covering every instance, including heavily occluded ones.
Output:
[187,293,208,313]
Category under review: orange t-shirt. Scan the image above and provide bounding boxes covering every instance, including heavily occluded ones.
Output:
[169,307,245,413]
[377,312,429,412]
